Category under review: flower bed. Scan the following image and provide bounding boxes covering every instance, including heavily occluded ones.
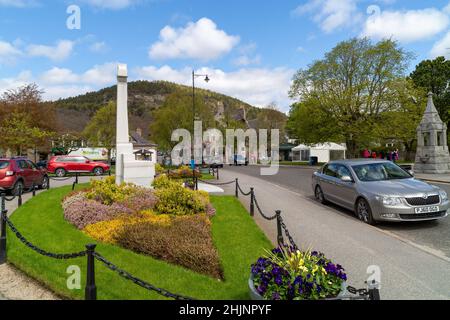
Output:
[251,246,347,300]
[62,176,221,278]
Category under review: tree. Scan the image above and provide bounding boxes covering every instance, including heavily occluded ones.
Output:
[82,102,116,163]
[375,79,426,160]
[255,103,288,143]
[410,56,450,144]
[289,38,413,157]
[149,90,216,151]
[0,112,52,156]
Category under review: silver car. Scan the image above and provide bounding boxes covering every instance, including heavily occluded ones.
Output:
[312,159,449,224]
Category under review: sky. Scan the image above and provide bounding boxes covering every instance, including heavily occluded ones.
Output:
[0,0,450,112]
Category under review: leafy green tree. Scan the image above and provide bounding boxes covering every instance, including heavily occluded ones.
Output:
[410,56,450,144]
[0,112,52,156]
[82,102,116,163]
[149,90,216,151]
[289,38,412,157]
[375,79,426,160]
[256,103,288,143]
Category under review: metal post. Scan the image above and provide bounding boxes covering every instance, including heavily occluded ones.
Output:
[0,194,7,265]
[18,186,23,207]
[47,177,50,190]
[250,188,255,217]
[32,183,36,197]
[368,280,381,300]
[216,167,220,180]
[235,178,239,198]
[75,172,79,185]
[195,177,199,191]
[276,210,284,247]
[85,244,97,300]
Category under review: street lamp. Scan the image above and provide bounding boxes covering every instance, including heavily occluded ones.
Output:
[191,70,210,185]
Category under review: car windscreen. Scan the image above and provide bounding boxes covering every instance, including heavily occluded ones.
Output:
[352,162,411,182]
[0,161,9,169]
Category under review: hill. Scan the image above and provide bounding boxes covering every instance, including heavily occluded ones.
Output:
[52,80,267,137]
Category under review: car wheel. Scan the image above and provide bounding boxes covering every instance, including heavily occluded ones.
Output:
[93,167,104,176]
[39,176,49,190]
[314,185,327,204]
[356,198,376,225]
[12,180,24,196]
[55,168,66,177]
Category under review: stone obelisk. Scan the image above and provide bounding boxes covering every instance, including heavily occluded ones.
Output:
[414,92,450,174]
[116,64,155,187]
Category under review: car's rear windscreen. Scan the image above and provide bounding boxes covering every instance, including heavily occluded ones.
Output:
[0,161,10,169]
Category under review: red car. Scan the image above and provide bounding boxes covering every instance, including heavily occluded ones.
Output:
[0,158,49,195]
[47,156,110,177]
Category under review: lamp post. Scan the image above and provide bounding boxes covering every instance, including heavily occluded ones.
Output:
[191,70,210,184]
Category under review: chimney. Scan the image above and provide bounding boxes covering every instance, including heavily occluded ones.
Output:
[136,128,142,137]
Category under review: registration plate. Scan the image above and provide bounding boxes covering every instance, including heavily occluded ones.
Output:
[415,206,440,214]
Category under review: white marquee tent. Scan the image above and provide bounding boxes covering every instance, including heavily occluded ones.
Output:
[292,143,347,163]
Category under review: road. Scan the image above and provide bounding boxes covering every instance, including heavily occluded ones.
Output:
[219,166,450,299]
[224,165,450,259]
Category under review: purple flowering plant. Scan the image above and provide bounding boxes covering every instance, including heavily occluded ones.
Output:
[251,246,347,300]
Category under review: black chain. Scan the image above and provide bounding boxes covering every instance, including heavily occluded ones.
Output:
[4,216,86,259]
[253,196,278,220]
[3,195,16,202]
[237,182,252,196]
[197,179,236,186]
[93,252,195,300]
[48,176,74,181]
[279,217,299,251]
[346,285,369,297]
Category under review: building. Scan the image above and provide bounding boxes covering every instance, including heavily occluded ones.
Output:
[130,128,158,164]
[292,143,347,163]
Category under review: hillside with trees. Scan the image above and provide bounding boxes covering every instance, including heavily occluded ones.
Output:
[52,80,270,138]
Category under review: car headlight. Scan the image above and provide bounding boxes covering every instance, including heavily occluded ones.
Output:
[439,190,448,202]
[377,196,403,206]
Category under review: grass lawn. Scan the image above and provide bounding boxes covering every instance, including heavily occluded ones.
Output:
[6,185,272,300]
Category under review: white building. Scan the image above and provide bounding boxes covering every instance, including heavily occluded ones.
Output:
[292,143,347,163]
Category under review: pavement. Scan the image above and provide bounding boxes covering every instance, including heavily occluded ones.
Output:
[415,173,450,184]
[219,167,450,300]
[0,175,100,300]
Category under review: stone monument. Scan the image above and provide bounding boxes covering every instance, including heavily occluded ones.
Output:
[115,64,155,186]
[414,92,450,174]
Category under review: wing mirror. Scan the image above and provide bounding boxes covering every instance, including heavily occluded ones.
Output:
[341,175,354,183]
[408,170,414,177]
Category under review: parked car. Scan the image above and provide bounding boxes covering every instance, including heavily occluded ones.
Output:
[230,155,249,166]
[312,159,449,224]
[47,156,110,177]
[0,157,49,195]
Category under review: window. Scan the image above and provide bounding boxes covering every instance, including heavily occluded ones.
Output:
[323,164,338,177]
[18,160,30,169]
[423,132,430,146]
[335,165,352,179]
[27,161,37,169]
[0,161,9,169]
[352,162,410,182]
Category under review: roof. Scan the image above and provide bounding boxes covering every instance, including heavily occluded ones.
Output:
[330,159,390,165]
[130,132,157,147]
[293,142,347,151]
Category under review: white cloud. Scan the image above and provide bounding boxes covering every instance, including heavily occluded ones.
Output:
[149,18,240,61]
[362,7,449,43]
[0,40,22,64]
[0,0,38,7]
[89,41,108,53]
[135,65,294,109]
[81,0,139,10]
[39,63,117,86]
[233,55,261,67]
[430,31,450,58]
[27,40,75,62]
[293,0,361,33]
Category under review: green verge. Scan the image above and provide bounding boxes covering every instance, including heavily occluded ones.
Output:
[6,185,272,300]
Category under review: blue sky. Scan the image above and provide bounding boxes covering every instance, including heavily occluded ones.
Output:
[0,0,449,111]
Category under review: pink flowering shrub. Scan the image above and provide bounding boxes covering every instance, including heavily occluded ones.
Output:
[117,188,158,212]
[64,194,133,230]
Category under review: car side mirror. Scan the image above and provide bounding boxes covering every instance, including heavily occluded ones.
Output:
[341,176,353,183]
[408,170,414,177]
[86,160,91,164]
